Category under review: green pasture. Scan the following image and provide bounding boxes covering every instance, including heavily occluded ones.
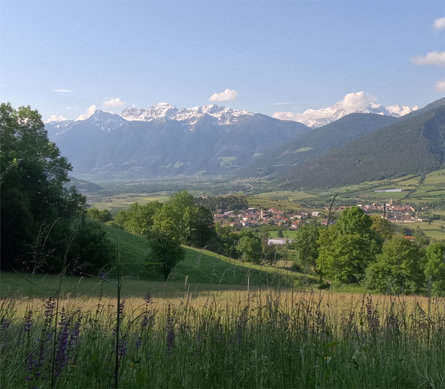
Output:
[87,193,170,211]
[411,221,445,241]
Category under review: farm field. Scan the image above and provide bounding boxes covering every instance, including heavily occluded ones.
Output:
[409,220,445,241]
[87,193,171,212]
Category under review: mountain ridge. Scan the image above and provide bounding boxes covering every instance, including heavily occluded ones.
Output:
[279,100,445,189]
[45,107,309,180]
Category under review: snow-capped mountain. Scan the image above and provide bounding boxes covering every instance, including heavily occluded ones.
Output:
[45,105,309,180]
[120,103,254,127]
[273,92,418,127]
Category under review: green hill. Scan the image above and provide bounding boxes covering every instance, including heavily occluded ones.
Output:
[102,225,317,288]
[281,100,445,189]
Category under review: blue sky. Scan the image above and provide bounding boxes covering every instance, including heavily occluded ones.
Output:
[1,0,444,121]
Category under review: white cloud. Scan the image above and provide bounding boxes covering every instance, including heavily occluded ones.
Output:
[273,91,417,127]
[411,51,445,66]
[435,80,445,91]
[52,88,74,94]
[433,17,445,30]
[103,97,126,108]
[209,89,238,102]
[76,105,97,120]
[44,114,67,123]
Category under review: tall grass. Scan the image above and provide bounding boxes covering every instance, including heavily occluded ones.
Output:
[1,290,444,388]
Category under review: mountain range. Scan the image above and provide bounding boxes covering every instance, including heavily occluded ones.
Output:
[45,98,445,188]
[46,104,309,180]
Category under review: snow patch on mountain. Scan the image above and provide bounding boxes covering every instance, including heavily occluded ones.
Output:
[120,103,253,126]
[272,92,418,127]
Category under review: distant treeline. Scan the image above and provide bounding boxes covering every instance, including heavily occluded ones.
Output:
[195,194,249,212]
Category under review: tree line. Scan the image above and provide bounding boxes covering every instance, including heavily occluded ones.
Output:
[291,207,445,296]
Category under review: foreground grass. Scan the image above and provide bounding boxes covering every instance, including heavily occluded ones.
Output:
[1,290,444,388]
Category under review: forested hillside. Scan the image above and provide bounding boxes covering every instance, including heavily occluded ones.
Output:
[281,101,445,189]
[238,113,398,178]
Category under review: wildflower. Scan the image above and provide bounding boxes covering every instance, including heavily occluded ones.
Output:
[24,310,33,333]
[118,300,126,318]
[237,306,249,345]
[1,318,10,332]
[166,305,175,354]
[55,315,72,377]
[118,337,128,358]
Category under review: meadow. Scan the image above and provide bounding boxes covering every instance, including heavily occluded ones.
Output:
[1,285,444,389]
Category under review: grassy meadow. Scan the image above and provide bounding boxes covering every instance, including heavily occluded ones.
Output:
[2,172,444,388]
[1,225,444,388]
[1,285,444,389]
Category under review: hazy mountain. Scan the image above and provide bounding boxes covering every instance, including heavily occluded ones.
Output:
[45,104,309,181]
[280,98,445,189]
[65,177,103,194]
[237,113,398,178]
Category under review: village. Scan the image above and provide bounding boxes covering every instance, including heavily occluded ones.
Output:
[213,201,422,229]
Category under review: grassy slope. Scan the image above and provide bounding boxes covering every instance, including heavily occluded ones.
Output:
[103,225,317,288]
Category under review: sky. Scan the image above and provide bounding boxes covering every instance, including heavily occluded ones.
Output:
[1,0,444,122]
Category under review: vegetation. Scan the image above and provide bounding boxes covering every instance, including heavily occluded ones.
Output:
[317,207,382,285]
[241,112,397,179]
[1,289,444,388]
[365,235,426,294]
[289,224,320,272]
[195,194,248,212]
[0,103,114,275]
[282,104,445,189]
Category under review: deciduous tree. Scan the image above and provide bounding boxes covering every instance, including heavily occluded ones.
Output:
[365,235,426,294]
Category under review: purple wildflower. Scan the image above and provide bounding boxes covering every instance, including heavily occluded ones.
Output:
[166,305,175,354]
[24,310,33,333]
[1,319,10,331]
[237,306,249,345]
[67,311,82,354]
[118,300,126,318]
[55,316,72,377]
[118,337,128,358]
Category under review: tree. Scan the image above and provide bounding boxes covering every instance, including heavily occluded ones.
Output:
[87,208,113,223]
[290,224,320,273]
[117,202,162,236]
[425,242,445,296]
[316,207,382,284]
[0,103,113,274]
[365,235,426,294]
[413,227,430,247]
[183,205,215,247]
[370,215,395,240]
[69,218,115,275]
[236,234,262,263]
[152,191,214,247]
[147,232,185,281]
[208,224,241,259]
